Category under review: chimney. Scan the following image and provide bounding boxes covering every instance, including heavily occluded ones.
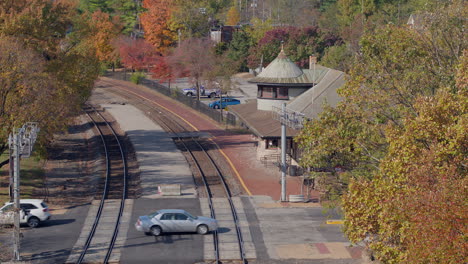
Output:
[309,55,317,70]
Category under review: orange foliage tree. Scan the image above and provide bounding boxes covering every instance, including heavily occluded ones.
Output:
[140,0,177,52]
[226,5,240,25]
[87,10,122,64]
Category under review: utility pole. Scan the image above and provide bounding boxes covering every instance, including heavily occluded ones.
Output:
[280,103,287,201]
[8,123,39,261]
[273,103,304,202]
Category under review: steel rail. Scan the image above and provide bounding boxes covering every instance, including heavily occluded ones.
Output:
[97,82,247,263]
[147,113,221,264]
[194,140,247,264]
[77,105,127,264]
[140,101,245,264]
[94,107,128,264]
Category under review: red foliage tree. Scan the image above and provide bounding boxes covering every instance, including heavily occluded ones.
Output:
[117,37,159,71]
[167,37,215,100]
[247,26,341,69]
[150,55,175,82]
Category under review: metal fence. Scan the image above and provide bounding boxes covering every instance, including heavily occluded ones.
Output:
[104,71,238,126]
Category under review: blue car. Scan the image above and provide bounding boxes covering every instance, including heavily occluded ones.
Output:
[209,98,241,109]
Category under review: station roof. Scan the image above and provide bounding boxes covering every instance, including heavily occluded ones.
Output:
[287,68,345,119]
[249,50,329,85]
[229,100,299,138]
[231,49,346,139]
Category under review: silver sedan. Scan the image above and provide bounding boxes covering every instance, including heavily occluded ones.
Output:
[135,209,218,236]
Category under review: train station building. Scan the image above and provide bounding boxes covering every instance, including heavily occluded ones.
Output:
[229,49,346,175]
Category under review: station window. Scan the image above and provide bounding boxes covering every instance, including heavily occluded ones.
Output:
[266,139,279,149]
[258,86,289,99]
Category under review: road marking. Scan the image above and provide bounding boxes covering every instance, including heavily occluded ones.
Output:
[106,78,252,196]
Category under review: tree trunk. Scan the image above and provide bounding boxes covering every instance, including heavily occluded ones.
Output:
[196,80,201,101]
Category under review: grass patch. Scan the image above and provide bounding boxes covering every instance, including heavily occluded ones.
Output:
[0,153,45,205]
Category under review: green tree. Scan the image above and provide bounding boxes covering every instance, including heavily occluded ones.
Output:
[245,17,273,44]
[171,0,212,38]
[320,44,354,72]
[226,30,252,71]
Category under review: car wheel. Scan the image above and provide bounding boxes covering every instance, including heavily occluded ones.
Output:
[27,217,40,228]
[186,92,193,97]
[209,92,216,98]
[150,226,162,236]
[197,224,208,235]
[214,105,220,109]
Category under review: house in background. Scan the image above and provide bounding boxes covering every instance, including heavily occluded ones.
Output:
[229,48,345,174]
[210,25,241,44]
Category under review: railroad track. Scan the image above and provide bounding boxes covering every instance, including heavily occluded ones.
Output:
[99,80,248,263]
[74,105,127,264]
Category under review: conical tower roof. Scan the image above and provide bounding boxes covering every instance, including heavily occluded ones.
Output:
[257,49,303,78]
[249,49,314,85]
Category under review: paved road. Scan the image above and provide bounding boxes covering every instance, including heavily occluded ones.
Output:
[19,204,89,264]
[120,198,203,264]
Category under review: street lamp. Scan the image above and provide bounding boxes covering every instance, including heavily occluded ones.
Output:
[8,122,39,261]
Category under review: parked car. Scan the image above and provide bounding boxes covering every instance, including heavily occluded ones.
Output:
[135,209,218,236]
[182,85,221,98]
[0,199,51,228]
[209,98,241,109]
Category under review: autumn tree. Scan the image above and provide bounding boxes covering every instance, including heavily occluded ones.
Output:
[150,55,176,85]
[247,26,341,69]
[296,1,467,261]
[226,5,240,25]
[79,0,142,35]
[84,10,122,65]
[296,1,466,181]
[168,37,216,101]
[343,83,467,263]
[0,0,101,167]
[117,37,160,71]
[140,0,177,52]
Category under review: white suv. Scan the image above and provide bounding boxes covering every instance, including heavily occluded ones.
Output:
[0,199,51,228]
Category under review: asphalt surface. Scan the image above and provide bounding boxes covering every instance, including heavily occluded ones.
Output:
[19,204,90,263]
[120,198,203,264]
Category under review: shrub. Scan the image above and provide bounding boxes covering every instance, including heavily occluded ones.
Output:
[130,72,146,84]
